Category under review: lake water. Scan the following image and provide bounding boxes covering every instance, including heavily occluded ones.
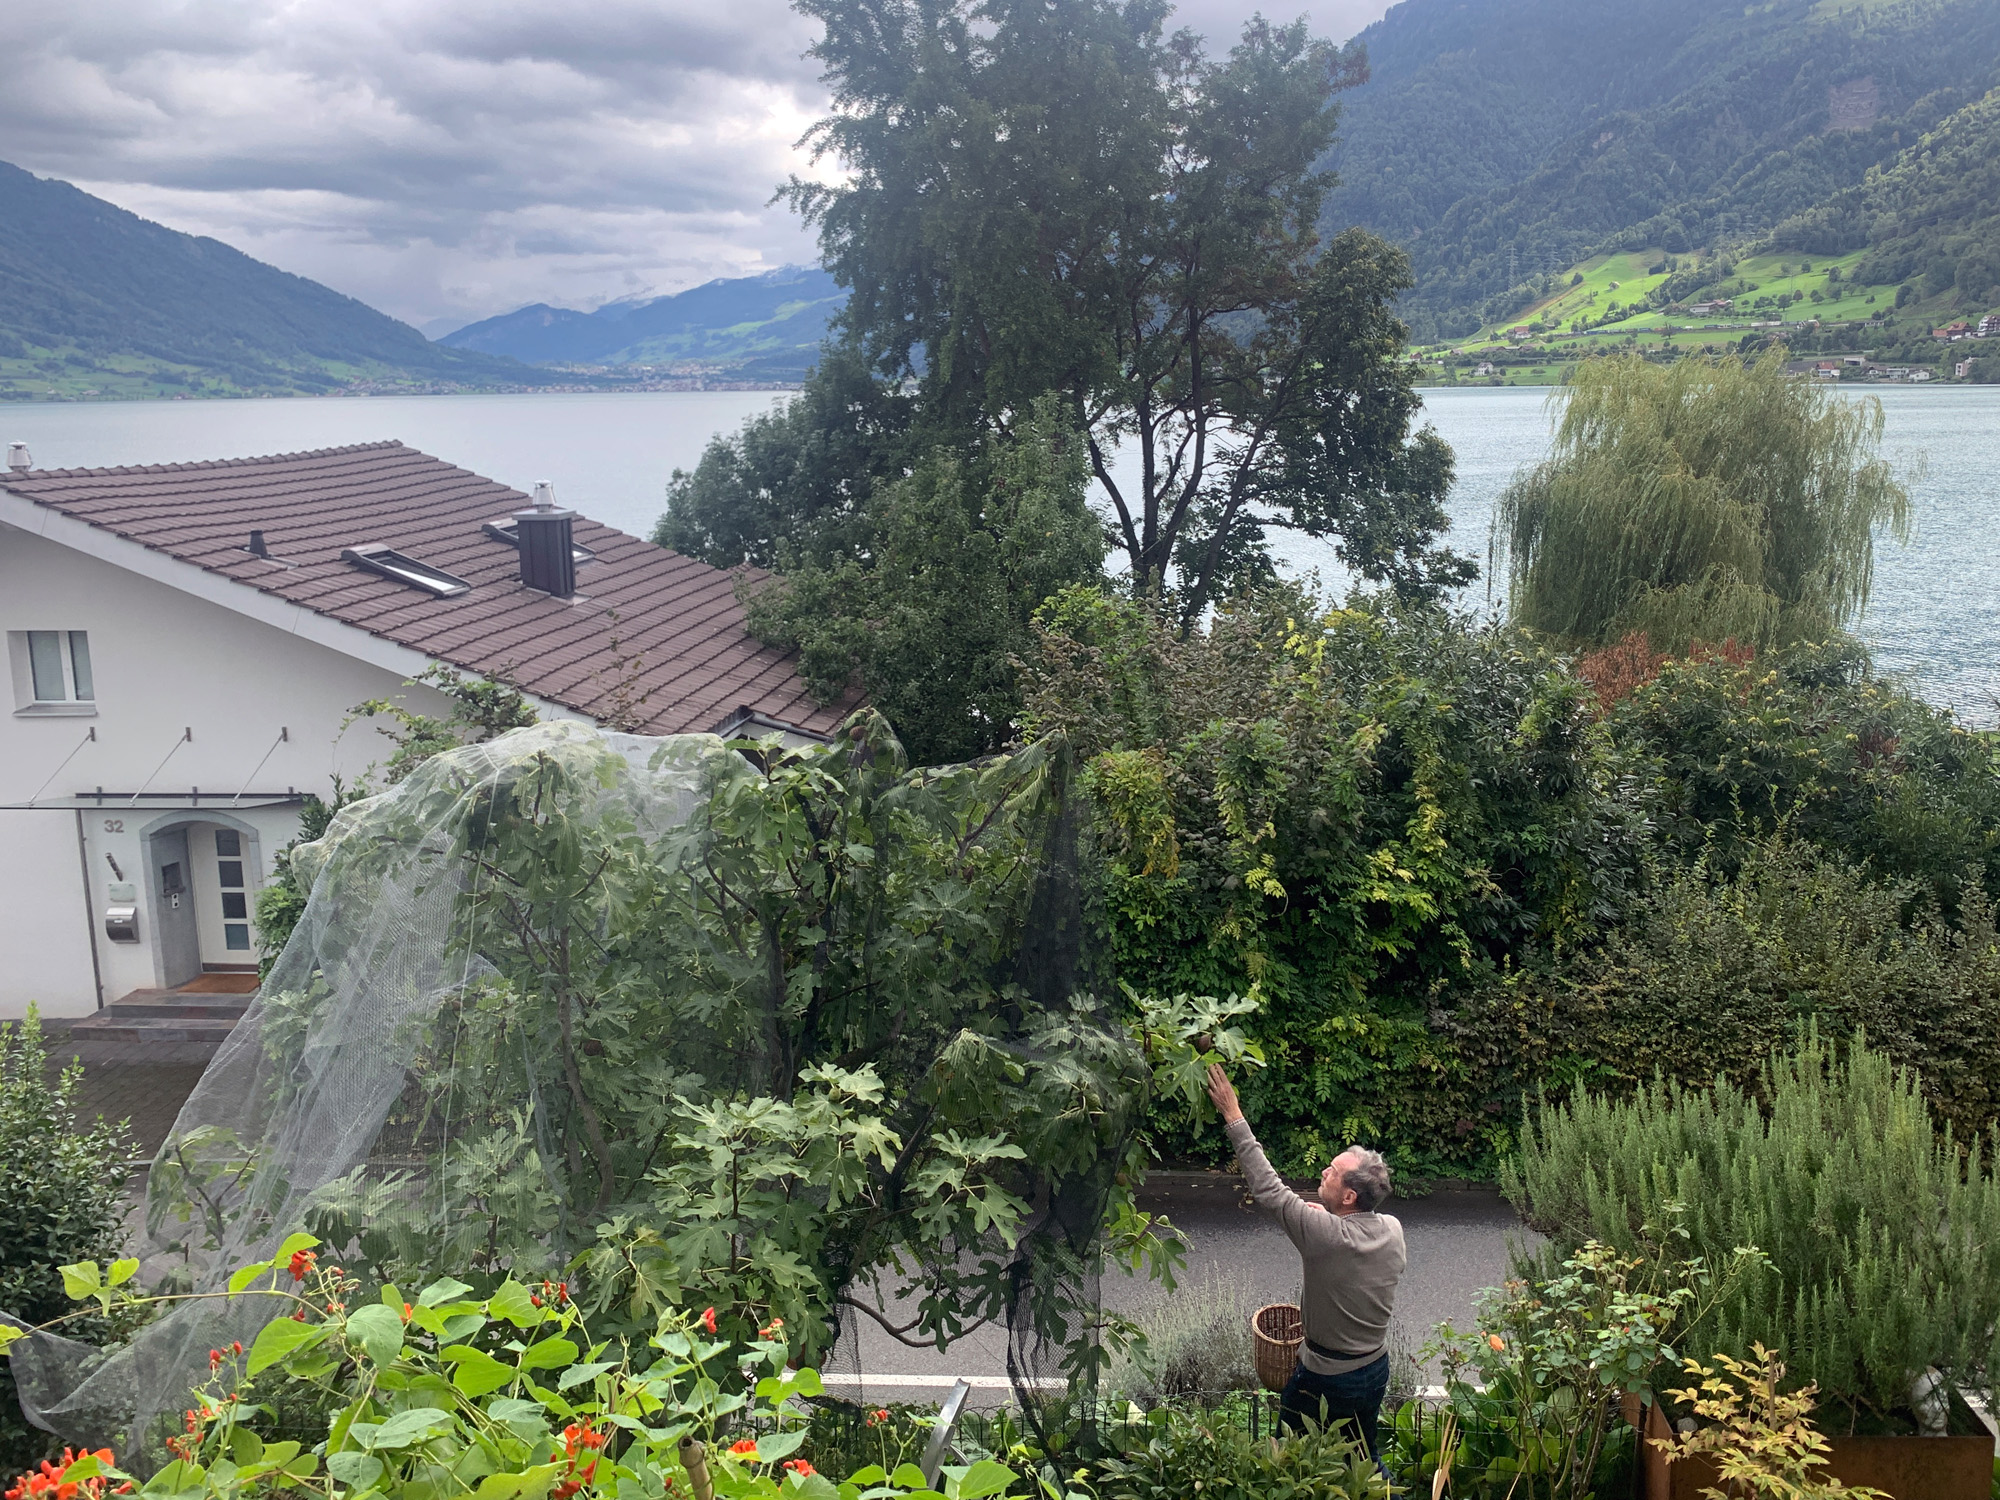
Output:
[5,384,1994,723]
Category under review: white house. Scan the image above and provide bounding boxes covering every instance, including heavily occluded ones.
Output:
[1,439,849,1031]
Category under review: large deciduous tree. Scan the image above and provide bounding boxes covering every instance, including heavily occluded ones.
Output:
[782,0,1474,613]
[745,398,1106,764]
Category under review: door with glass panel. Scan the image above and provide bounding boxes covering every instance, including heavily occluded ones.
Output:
[191,824,260,966]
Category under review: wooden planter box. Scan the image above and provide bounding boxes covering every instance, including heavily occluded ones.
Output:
[1638,1395,1995,1500]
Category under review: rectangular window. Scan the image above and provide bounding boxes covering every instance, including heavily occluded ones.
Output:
[217,860,244,888]
[67,633,94,701]
[19,630,94,704]
[224,924,252,950]
[221,892,248,920]
[27,632,65,700]
[215,830,242,858]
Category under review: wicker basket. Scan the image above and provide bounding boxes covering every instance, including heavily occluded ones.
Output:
[1251,1303,1303,1393]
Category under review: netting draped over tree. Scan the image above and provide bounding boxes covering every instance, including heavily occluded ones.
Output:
[8,716,1155,1461]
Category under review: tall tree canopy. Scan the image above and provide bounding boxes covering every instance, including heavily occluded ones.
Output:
[778,0,1473,612]
[746,399,1105,763]
[1496,353,1910,652]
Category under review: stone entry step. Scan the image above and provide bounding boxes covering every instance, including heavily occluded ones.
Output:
[63,974,257,1063]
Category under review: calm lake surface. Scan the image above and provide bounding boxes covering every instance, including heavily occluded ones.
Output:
[6,384,1994,723]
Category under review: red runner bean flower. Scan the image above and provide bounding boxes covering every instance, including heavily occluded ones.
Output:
[4,1448,123,1500]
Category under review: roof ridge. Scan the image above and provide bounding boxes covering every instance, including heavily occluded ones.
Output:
[12,439,414,480]
[0,441,848,736]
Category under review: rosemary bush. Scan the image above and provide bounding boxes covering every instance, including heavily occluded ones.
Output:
[1504,1033,2000,1427]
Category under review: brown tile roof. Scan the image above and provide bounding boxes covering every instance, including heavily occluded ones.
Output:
[1,440,855,737]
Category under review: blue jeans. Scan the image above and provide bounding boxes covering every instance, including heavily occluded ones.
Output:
[1278,1351,1390,1457]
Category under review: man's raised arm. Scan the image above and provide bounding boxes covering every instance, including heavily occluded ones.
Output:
[1207,1062,1316,1243]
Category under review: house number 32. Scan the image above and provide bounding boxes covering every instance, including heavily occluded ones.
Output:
[103,819,124,833]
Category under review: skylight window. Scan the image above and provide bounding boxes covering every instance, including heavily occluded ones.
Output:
[341,544,472,597]
[482,518,596,564]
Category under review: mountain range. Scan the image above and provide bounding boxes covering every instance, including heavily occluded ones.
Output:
[6,0,1999,397]
[1327,0,2000,339]
[0,159,539,399]
[437,268,843,380]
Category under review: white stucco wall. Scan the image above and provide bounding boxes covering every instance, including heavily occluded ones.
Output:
[0,810,98,1019]
[0,523,478,1017]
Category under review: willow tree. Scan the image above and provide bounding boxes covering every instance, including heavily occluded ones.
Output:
[1495,354,1910,652]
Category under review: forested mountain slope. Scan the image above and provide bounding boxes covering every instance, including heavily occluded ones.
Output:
[438,268,843,381]
[1773,85,2000,308]
[1326,0,2000,339]
[0,160,537,399]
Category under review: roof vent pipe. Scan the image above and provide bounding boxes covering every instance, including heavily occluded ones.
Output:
[515,482,576,598]
[247,529,270,558]
[6,443,30,472]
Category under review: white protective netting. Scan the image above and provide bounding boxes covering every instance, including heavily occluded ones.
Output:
[8,718,1146,1463]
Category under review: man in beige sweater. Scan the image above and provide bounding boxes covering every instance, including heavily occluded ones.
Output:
[1206,1063,1406,1456]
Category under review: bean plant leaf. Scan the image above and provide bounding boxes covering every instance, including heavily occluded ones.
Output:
[950,1460,1017,1499]
[246,1316,326,1374]
[420,1277,477,1307]
[517,1337,580,1370]
[754,1430,805,1463]
[555,1360,615,1390]
[326,1452,383,1487]
[345,1303,406,1367]
[440,1345,517,1397]
[488,1280,540,1328]
[367,1407,455,1450]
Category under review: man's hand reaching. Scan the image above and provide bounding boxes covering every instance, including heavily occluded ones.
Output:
[1206,1062,1245,1124]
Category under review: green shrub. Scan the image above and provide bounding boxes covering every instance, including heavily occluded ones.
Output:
[1023,584,1647,1177]
[1412,1231,1759,1500]
[1503,1033,2000,1425]
[0,1012,134,1471]
[1448,838,2000,1141]
[1092,1410,1391,1499]
[1607,639,2000,909]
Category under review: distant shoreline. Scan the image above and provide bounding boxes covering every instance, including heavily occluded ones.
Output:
[0,381,807,404]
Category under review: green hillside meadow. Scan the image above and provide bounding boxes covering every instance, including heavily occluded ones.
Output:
[1328,0,2000,345]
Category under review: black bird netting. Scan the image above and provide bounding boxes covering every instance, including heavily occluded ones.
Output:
[7,714,1153,1465]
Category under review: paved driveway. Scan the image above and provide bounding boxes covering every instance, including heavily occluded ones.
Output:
[53,1050,1538,1403]
[829,1171,1538,1404]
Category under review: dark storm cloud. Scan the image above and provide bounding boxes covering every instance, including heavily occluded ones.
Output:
[0,0,1387,330]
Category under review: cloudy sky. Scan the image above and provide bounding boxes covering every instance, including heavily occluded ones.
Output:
[0,0,1389,335]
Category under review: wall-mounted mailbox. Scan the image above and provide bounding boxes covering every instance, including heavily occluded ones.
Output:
[105,906,140,943]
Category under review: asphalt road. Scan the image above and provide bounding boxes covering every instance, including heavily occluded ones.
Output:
[826,1170,1538,1406]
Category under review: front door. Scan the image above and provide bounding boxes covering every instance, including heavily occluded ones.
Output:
[191,823,259,965]
[153,826,201,988]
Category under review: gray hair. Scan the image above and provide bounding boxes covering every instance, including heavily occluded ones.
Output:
[1339,1147,1392,1212]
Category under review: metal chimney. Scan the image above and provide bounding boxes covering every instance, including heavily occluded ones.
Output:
[6,443,30,472]
[515,480,576,597]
